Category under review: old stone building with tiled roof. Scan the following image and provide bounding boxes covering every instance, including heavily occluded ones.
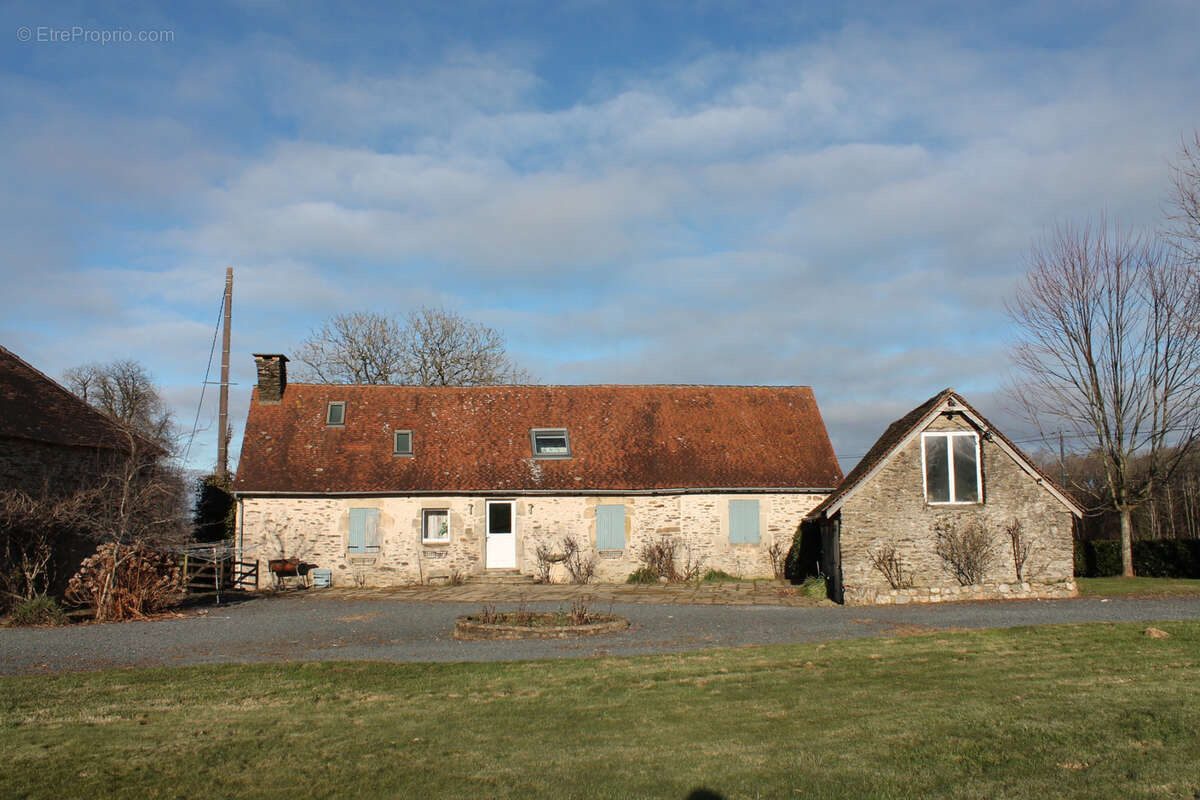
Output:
[0,344,166,591]
[0,344,151,497]
[806,389,1081,605]
[233,354,842,586]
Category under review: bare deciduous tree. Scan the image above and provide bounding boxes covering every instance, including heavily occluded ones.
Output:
[867,539,912,589]
[62,429,189,620]
[403,306,530,385]
[934,516,997,586]
[0,490,71,608]
[293,311,407,384]
[63,359,175,449]
[1166,130,1200,264]
[1004,519,1032,582]
[294,306,530,386]
[560,535,597,585]
[1008,219,1200,576]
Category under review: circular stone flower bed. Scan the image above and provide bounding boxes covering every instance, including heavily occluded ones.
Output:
[454,612,630,640]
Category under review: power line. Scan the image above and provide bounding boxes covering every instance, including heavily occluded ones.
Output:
[181,289,228,467]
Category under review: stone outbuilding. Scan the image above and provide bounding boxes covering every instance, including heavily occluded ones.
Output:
[0,345,163,591]
[0,344,149,496]
[233,354,843,587]
[806,389,1082,605]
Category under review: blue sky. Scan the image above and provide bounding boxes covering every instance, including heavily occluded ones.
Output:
[2,0,1198,473]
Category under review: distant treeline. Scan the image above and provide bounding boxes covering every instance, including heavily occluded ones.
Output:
[1037,447,1200,541]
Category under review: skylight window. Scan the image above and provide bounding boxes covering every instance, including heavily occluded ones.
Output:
[393,430,413,456]
[326,402,346,426]
[531,428,571,459]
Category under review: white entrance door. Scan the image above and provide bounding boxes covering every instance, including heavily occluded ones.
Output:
[485,500,517,569]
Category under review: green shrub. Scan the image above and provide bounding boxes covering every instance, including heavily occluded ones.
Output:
[1074,539,1200,578]
[1073,541,1089,577]
[10,594,68,627]
[193,473,236,542]
[785,521,823,582]
[700,569,740,583]
[626,567,659,584]
[799,575,828,600]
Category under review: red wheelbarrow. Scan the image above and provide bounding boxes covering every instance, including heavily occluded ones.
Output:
[267,558,318,588]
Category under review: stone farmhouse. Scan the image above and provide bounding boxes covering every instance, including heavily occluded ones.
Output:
[233,356,1082,604]
[806,389,1082,605]
[0,344,154,497]
[232,354,843,586]
[0,345,160,589]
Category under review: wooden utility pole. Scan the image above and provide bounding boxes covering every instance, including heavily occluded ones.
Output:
[216,267,233,480]
[1059,430,1066,488]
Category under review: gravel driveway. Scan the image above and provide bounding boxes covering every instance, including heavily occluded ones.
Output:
[4,594,1200,675]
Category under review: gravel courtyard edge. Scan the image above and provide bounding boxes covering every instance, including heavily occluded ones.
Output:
[4,594,1200,675]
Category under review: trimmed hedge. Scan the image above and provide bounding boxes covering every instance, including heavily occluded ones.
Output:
[1074,539,1200,578]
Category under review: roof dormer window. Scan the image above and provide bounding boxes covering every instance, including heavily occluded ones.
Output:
[326,402,346,426]
[531,428,571,459]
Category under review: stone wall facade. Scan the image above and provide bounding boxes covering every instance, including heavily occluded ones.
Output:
[0,436,121,498]
[848,580,1078,606]
[0,436,133,594]
[238,492,825,587]
[837,412,1076,606]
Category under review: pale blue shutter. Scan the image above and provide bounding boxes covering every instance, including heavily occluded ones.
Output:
[729,499,760,543]
[349,508,377,553]
[364,509,381,551]
[596,505,626,550]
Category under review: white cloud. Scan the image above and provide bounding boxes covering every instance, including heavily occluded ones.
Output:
[3,8,1199,471]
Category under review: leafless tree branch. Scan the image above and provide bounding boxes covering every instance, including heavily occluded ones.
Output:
[293,306,531,386]
[1007,218,1200,576]
[1165,129,1200,265]
[63,359,176,450]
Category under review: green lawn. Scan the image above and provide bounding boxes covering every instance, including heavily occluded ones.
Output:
[1077,577,1200,597]
[3,622,1200,799]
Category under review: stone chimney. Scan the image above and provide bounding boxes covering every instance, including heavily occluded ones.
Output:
[253,354,289,404]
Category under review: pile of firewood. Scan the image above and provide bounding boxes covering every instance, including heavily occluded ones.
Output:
[65,543,182,621]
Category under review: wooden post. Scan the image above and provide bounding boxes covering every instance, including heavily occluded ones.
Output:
[1059,430,1066,488]
[216,267,233,481]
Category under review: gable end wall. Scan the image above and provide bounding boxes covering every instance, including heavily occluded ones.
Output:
[838,412,1076,605]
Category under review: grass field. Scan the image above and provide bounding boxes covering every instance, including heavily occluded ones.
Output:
[3,621,1199,799]
[1077,577,1200,597]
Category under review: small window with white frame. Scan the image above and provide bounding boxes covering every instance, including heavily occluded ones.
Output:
[393,430,413,456]
[531,428,571,458]
[326,401,346,426]
[922,431,981,504]
[422,509,449,543]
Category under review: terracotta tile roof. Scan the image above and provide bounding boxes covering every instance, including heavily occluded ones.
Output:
[233,384,842,494]
[0,344,137,452]
[807,388,1080,518]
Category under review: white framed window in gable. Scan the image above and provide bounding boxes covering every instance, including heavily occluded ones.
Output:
[921,431,981,504]
[422,509,449,543]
